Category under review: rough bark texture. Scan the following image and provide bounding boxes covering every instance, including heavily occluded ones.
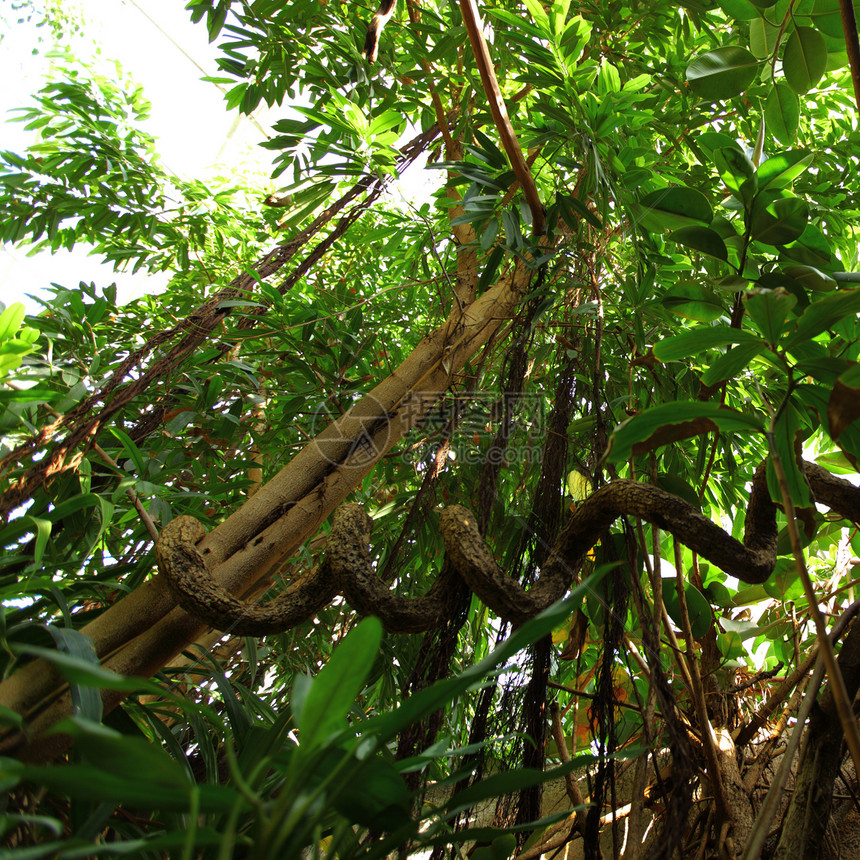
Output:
[154,462,860,636]
[774,618,860,859]
[0,256,536,758]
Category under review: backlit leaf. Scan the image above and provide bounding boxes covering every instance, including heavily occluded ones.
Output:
[687,47,760,100]
[783,26,827,93]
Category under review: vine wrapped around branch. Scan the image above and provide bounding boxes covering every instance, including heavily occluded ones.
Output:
[155,460,860,635]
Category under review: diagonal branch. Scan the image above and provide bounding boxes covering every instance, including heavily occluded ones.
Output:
[840,0,860,114]
[0,122,444,520]
[457,0,545,234]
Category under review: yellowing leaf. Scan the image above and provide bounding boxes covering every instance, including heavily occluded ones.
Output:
[566,470,592,501]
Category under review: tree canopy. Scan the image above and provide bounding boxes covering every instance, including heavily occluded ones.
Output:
[2,0,860,857]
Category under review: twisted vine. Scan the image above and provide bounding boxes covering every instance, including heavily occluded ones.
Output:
[155,460,860,637]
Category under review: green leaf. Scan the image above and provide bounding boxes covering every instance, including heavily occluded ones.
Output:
[296,617,383,749]
[717,630,746,661]
[714,146,757,201]
[522,0,551,33]
[597,61,621,95]
[744,288,797,343]
[809,0,846,38]
[700,341,765,386]
[0,302,26,341]
[767,408,812,508]
[654,325,762,361]
[749,15,781,59]
[668,226,728,260]
[636,187,713,231]
[828,364,860,450]
[750,195,808,245]
[368,109,404,136]
[756,150,813,190]
[719,0,763,19]
[778,224,832,268]
[783,264,836,291]
[661,578,712,638]
[108,427,147,476]
[332,755,411,829]
[363,574,607,743]
[662,284,726,322]
[15,761,234,811]
[46,627,103,723]
[606,402,765,463]
[783,26,827,93]
[54,716,191,790]
[448,758,592,811]
[785,288,860,347]
[11,644,152,692]
[686,47,760,100]
[696,132,744,160]
[763,558,806,601]
[656,474,701,509]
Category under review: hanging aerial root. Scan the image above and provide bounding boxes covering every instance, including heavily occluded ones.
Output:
[155,461,860,636]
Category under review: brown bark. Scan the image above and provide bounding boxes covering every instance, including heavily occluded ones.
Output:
[0,254,537,759]
[774,617,860,859]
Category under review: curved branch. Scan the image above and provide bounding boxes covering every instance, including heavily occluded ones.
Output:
[157,461,860,636]
[326,504,463,633]
[549,462,778,586]
[156,505,462,636]
[445,461,860,624]
[156,516,336,636]
[441,505,566,623]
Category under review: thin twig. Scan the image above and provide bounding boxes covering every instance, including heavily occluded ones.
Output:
[549,701,589,834]
[741,652,827,860]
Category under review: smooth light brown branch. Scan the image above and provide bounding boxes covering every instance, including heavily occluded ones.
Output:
[0,122,444,521]
[457,0,545,234]
[0,251,537,761]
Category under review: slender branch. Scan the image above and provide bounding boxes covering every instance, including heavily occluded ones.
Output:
[457,0,545,234]
[741,656,826,860]
[839,0,860,114]
[549,701,588,834]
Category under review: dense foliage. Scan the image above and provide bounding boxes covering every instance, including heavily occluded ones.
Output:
[1,0,860,857]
